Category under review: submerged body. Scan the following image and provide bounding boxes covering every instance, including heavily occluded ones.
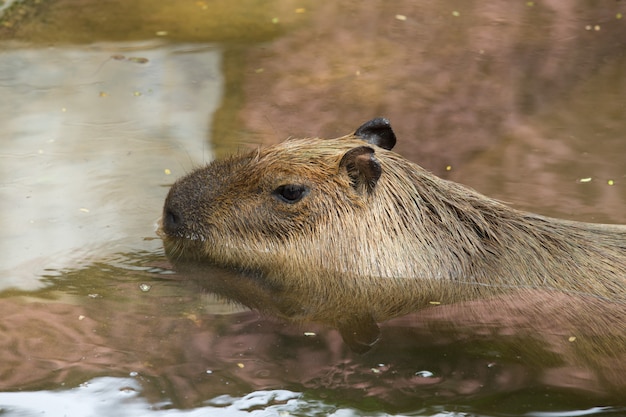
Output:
[161,118,626,351]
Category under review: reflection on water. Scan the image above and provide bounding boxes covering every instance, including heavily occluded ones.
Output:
[0,41,222,290]
[1,377,619,417]
[0,1,625,416]
[0,379,323,417]
[0,263,624,415]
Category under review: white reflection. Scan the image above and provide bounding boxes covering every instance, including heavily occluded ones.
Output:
[0,41,222,290]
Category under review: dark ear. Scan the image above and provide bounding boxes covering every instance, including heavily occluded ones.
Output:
[339,146,382,194]
[354,117,396,150]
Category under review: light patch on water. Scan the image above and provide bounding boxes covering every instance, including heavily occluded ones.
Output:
[0,378,369,417]
[0,0,19,15]
[2,377,618,417]
[0,41,223,290]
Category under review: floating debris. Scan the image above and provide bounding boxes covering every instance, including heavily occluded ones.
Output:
[127,57,149,64]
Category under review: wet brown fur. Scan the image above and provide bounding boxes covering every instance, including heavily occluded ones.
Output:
[161,122,626,351]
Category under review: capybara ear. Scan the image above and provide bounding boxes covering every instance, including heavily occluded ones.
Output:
[354,117,396,150]
[339,146,382,193]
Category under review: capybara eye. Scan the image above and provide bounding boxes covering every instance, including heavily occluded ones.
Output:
[273,184,309,203]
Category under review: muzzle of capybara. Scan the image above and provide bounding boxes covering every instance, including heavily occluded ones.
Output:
[160,190,210,264]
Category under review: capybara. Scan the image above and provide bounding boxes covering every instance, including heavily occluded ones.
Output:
[160,118,626,352]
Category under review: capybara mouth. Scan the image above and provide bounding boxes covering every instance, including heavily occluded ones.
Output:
[157,217,210,264]
[161,235,210,265]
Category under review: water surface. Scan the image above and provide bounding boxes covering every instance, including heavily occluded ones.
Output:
[0,1,624,416]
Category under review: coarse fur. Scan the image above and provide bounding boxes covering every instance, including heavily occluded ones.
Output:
[161,118,626,351]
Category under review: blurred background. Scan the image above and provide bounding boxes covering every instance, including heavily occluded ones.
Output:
[0,1,624,416]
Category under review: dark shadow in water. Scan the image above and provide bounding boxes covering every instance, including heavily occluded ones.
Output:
[1,255,624,414]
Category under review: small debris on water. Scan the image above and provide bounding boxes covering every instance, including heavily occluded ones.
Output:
[164,168,171,175]
[429,301,441,305]
[156,31,168,36]
[607,179,615,186]
[395,14,407,21]
[127,57,149,64]
[445,165,452,171]
[129,371,139,377]
[415,370,434,378]
[568,336,577,342]
[79,208,90,213]
[578,177,592,183]
[237,363,245,368]
[451,10,460,17]
[371,363,388,374]
[138,283,152,292]
[303,331,316,337]
[185,313,201,325]
[78,315,86,320]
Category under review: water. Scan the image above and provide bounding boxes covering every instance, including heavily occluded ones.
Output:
[0,1,625,416]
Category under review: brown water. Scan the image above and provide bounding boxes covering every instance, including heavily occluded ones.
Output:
[0,1,625,416]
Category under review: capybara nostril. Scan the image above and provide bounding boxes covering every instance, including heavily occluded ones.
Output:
[162,206,183,236]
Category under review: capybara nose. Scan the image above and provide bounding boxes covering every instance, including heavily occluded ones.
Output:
[162,205,183,236]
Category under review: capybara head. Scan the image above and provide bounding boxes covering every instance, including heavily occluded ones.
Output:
[161,119,435,280]
[161,118,626,352]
